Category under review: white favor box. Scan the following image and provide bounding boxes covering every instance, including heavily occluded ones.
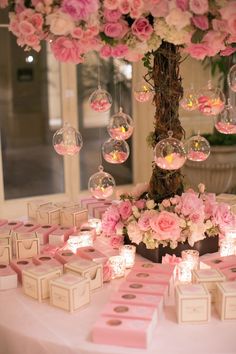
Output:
[35,225,58,245]
[50,273,90,313]
[49,226,75,246]
[22,264,63,302]
[0,230,11,245]
[175,283,211,324]
[13,222,40,235]
[60,207,88,228]
[10,258,36,282]
[65,258,103,291]
[15,233,40,259]
[0,245,12,263]
[0,262,17,290]
[192,268,226,303]
[215,281,236,320]
[27,199,52,219]
[36,205,61,225]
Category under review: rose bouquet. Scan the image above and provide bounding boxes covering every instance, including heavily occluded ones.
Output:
[102,183,235,250]
[0,0,235,63]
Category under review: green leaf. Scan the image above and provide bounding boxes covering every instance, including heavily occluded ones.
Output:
[191,29,205,44]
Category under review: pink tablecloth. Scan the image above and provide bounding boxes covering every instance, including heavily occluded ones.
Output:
[0,250,236,354]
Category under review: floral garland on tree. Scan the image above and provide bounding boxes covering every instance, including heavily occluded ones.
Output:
[102,183,236,249]
[0,0,236,63]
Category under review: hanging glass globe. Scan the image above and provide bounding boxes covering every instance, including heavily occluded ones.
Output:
[180,86,198,111]
[215,99,236,134]
[154,131,186,170]
[133,81,154,103]
[88,165,115,199]
[107,107,134,140]
[185,132,210,162]
[102,138,130,164]
[197,80,225,116]
[228,64,236,93]
[53,122,83,156]
[89,85,112,112]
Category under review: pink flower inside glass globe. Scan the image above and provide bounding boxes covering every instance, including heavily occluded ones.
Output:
[102,139,130,164]
[154,131,186,170]
[88,166,115,200]
[180,87,198,112]
[134,82,154,103]
[185,133,210,162]
[215,99,236,135]
[89,86,112,112]
[107,108,134,140]
[197,82,225,116]
[53,123,83,156]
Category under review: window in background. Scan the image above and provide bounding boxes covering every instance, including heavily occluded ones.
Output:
[0,27,64,199]
[77,53,133,190]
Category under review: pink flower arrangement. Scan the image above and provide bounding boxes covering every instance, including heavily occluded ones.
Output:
[102,184,235,250]
[1,0,235,63]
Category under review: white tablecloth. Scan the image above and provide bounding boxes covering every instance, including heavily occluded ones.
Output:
[0,246,236,354]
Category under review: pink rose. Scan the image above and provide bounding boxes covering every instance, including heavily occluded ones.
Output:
[19,20,35,36]
[185,43,210,60]
[46,11,75,36]
[24,34,40,50]
[118,0,131,14]
[62,0,99,21]
[181,192,204,216]
[104,8,122,21]
[212,19,228,33]
[51,37,84,64]
[0,0,7,8]
[189,0,208,15]
[112,44,129,57]
[100,44,112,58]
[131,17,153,41]
[102,205,120,235]
[9,19,20,36]
[228,14,236,36]
[213,203,235,232]
[189,209,205,224]
[118,200,133,220]
[110,234,124,249]
[220,1,236,21]
[104,21,128,39]
[192,15,208,30]
[104,0,118,10]
[202,193,216,219]
[127,221,143,244]
[220,47,236,56]
[150,0,169,18]
[138,210,156,231]
[176,0,189,11]
[31,13,43,30]
[150,211,181,241]
[103,261,112,282]
[162,199,171,208]
[166,8,192,31]
[135,199,146,209]
[71,27,83,39]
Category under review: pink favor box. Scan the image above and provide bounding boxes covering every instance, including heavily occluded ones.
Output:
[35,225,59,245]
[76,247,108,264]
[10,258,36,283]
[133,261,175,275]
[202,255,236,270]
[0,220,8,227]
[92,316,154,349]
[0,221,23,232]
[49,226,76,246]
[15,222,40,234]
[0,262,18,290]
[80,197,99,210]
[32,254,63,270]
[54,249,80,265]
[126,270,171,285]
[119,280,168,297]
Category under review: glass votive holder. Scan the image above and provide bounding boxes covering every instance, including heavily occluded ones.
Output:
[181,249,199,270]
[109,255,126,279]
[88,218,102,235]
[220,239,235,257]
[119,245,136,268]
[68,232,93,250]
[177,261,192,283]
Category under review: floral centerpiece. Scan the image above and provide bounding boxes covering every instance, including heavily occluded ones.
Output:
[102,183,236,261]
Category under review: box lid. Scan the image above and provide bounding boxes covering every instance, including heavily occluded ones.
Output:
[217,281,236,295]
[23,264,60,276]
[193,268,226,282]
[66,258,98,271]
[176,283,209,297]
[51,273,85,286]
[62,207,87,215]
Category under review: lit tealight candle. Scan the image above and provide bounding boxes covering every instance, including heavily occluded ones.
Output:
[119,245,136,268]
[88,218,102,235]
[109,255,126,279]
[177,261,192,283]
[181,250,199,270]
[68,232,93,251]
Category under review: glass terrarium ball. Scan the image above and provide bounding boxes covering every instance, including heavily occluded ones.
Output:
[185,133,210,162]
[133,81,154,103]
[102,138,130,164]
[89,86,112,112]
[154,131,186,170]
[180,87,198,111]
[107,107,134,140]
[215,99,236,134]
[53,123,83,156]
[197,81,225,116]
[228,64,236,93]
[88,165,115,199]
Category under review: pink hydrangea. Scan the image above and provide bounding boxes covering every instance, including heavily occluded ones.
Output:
[180,191,204,217]
[185,43,210,60]
[127,221,143,244]
[202,193,216,219]
[227,14,236,36]
[51,37,84,63]
[220,47,236,56]
[118,200,133,220]
[150,211,181,241]
[138,210,156,231]
[150,0,169,18]
[131,17,153,41]
[212,203,235,231]
[62,0,99,21]
[101,205,121,235]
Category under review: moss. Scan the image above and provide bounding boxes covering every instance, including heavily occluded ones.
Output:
[203,131,236,146]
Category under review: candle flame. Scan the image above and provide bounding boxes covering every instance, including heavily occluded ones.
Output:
[165,153,174,164]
